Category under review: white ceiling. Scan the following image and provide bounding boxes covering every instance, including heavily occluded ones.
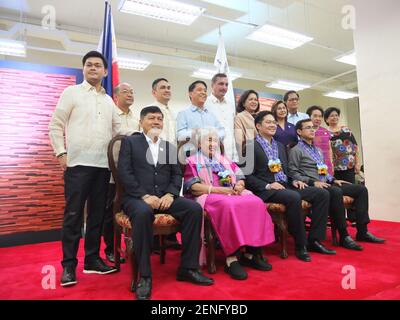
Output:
[0,0,358,92]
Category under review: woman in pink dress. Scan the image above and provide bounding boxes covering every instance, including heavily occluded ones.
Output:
[183,129,275,280]
[306,105,334,176]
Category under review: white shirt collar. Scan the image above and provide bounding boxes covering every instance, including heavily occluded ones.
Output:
[116,105,133,116]
[210,93,226,104]
[144,133,161,145]
[153,100,169,110]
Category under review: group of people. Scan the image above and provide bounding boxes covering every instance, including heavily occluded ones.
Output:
[49,51,385,300]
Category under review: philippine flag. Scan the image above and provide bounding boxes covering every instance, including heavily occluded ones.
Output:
[97,1,119,98]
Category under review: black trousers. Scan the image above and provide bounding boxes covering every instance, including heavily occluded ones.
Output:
[334,168,355,184]
[122,196,202,277]
[103,183,116,255]
[326,184,370,238]
[256,187,329,247]
[295,187,329,241]
[61,166,110,268]
[256,189,307,247]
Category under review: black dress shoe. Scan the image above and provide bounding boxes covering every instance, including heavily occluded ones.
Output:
[356,232,385,243]
[295,247,311,262]
[61,266,77,287]
[105,252,126,264]
[340,236,363,251]
[224,261,248,280]
[176,268,214,286]
[307,240,336,255]
[135,277,152,300]
[239,253,272,271]
[83,258,118,274]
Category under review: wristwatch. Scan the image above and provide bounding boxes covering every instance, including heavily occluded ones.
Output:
[265,184,271,190]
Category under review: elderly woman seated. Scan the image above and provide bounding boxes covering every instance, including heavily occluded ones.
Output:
[182,129,275,280]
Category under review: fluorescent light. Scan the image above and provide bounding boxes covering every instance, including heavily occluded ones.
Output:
[324,91,358,99]
[267,80,310,91]
[118,57,151,71]
[335,51,356,66]
[246,24,313,49]
[191,68,242,81]
[0,39,26,57]
[119,0,205,25]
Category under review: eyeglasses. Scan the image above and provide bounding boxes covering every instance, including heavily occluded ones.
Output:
[121,89,134,95]
[302,126,315,130]
[288,98,299,102]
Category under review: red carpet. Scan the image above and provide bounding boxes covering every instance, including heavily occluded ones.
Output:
[1,220,399,300]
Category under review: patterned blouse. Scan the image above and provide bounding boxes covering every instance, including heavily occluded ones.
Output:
[313,126,334,176]
[329,126,358,172]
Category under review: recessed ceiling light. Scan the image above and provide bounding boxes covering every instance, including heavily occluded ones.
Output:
[119,0,205,25]
[335,51,356,66]
[266,80,310,91]
[0,39,26,57]
[324,91,358,99]
[118,57,151,71]
[191,68,241,81]
[247,24,313,49]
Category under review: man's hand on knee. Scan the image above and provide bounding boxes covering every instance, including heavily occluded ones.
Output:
[142,195,161,209]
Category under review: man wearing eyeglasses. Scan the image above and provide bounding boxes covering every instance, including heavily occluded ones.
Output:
[284,91,309,125]
[103,82,140,264]
[288,119,385,252]
[244,111,334,263]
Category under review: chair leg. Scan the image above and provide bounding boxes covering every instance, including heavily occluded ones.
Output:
[273,214,288,259]
[126,240,138,293]
[279,218,289,259]
[159,234,166,264]
[113,224,122,271]
[205,217,216,274]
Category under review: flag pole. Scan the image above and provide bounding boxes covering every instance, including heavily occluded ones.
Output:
[101,1,108,54]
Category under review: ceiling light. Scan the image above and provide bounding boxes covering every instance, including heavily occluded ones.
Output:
[335,51,356,66]
[119,0,205,25]
[118,57,151,71]
[324,91,358,99]
[0,39,26,57]
[246,24,313,49]
[191,68,241,81]
[267,80,310,91]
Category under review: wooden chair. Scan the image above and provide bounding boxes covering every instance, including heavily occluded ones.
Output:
[269,196,355,258]
[107,135,181,292]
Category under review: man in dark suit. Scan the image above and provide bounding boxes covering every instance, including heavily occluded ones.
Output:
[289,119,384,248]
[243,111,336,262]
[118,106,214,300]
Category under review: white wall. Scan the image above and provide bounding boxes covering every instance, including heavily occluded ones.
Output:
[353,0,400,221]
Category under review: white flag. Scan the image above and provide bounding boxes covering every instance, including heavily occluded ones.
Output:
[213,33,238,161]
[214,34,235,108]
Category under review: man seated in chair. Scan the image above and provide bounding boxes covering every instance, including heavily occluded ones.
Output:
[244,111,336,262]
[288,119,385,250]
[118,106,214,300]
